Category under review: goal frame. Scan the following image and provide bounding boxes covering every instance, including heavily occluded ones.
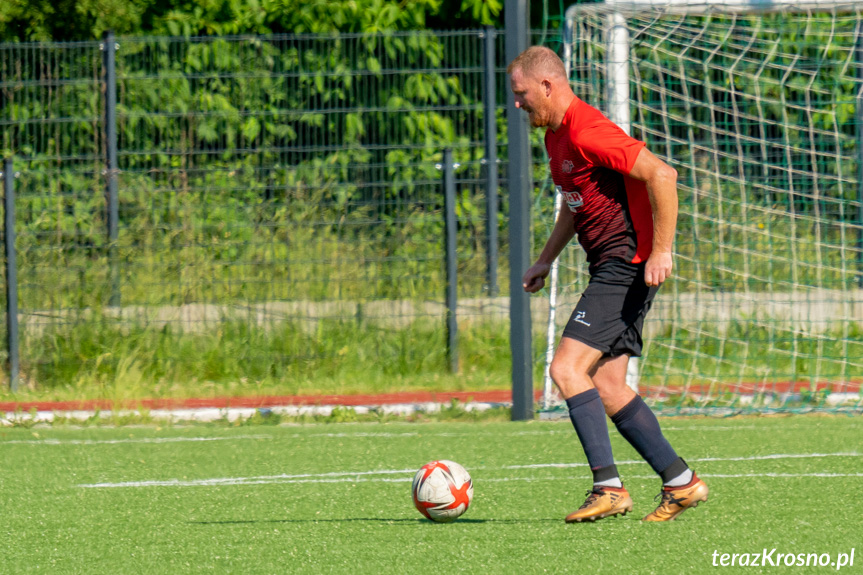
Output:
[541,0,863,413]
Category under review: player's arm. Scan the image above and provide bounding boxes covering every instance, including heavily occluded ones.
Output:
[627,147,679,287]
[522,208,576,293]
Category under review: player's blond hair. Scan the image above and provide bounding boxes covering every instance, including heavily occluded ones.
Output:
[506,46,567,80]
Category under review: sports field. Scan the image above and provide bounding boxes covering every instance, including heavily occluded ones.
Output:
[1,415,861,574]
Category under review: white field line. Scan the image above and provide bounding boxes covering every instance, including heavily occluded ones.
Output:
[80,468,418,488]
[0,432,425,446]
[3,424,837,446]
[75,472,863,489]
[291,424,839,435]
[481,473,863,482]
[299,426,767,437]
[297,425,857,437]
[0,435,271,446]
[77,451,863,489]
[504,452,863,470]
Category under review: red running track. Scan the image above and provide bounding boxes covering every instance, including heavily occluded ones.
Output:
[0,390,542,413]
[0,381,858,413]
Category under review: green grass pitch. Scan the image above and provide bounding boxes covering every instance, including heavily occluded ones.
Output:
[1,415,861,574]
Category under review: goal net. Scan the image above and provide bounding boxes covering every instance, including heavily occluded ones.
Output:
[542,0,863,415]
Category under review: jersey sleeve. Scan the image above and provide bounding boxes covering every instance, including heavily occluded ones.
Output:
[572,114,646,175]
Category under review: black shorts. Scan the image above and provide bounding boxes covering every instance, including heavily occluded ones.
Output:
[561,258,660,358]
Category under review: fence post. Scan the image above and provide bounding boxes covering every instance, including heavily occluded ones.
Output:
[482,26,499,297]
[506,0,534,420]
[443,149,459,374]
[102,30,120,306]
[3,159,19,392]
[857,29,863,288]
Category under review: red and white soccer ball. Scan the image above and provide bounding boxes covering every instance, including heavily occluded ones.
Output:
[411,460,473,522]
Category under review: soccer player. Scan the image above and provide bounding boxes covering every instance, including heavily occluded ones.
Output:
[507,46,709,523]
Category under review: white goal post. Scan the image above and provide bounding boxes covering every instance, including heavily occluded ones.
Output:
[541,0,863,414]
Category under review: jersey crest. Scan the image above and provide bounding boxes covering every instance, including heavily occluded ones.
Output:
[556,185,584,213]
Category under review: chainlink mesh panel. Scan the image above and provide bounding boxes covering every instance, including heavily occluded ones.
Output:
[546,3,863,414]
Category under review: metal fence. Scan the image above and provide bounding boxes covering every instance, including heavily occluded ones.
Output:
[0,30,535,391]
[2,22,860,408]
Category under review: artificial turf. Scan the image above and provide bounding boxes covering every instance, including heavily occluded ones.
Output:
[1,415,861,574]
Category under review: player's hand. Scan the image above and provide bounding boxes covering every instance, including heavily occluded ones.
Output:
[522,262,551,293]
[644,251,673,286]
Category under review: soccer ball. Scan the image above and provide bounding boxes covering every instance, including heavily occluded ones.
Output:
[411,460,473,522]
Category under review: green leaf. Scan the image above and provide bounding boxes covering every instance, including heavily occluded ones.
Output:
[242,117,261,142]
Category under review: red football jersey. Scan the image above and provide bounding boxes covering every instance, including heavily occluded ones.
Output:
[544,96,653,272]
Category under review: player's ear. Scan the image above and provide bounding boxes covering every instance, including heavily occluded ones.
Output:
[542,79,552,97]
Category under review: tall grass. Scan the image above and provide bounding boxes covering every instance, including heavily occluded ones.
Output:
[4,317,517,400]
[4,305,859,404]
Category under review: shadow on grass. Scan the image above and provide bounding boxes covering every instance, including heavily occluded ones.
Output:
[190,518,560,525]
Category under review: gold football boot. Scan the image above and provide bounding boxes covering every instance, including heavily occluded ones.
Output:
[565,486,633,523]
[642,474,709,522]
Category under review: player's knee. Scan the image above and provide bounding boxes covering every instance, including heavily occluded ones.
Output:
[549,357,574,387]
[594,378,636,411]
[594,380,625,400]
[549,358,591,396]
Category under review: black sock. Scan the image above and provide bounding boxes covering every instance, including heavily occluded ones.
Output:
[610,395,684,477]
[566,389,616,481]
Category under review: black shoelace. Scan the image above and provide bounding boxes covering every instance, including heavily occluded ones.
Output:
[579,488,606,509]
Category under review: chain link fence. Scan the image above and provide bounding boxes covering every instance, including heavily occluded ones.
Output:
[0,30,537,392]
[3,24,859,410]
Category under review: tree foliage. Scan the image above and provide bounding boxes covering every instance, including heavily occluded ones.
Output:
[2,26,507,312]
[0,0,503,41]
